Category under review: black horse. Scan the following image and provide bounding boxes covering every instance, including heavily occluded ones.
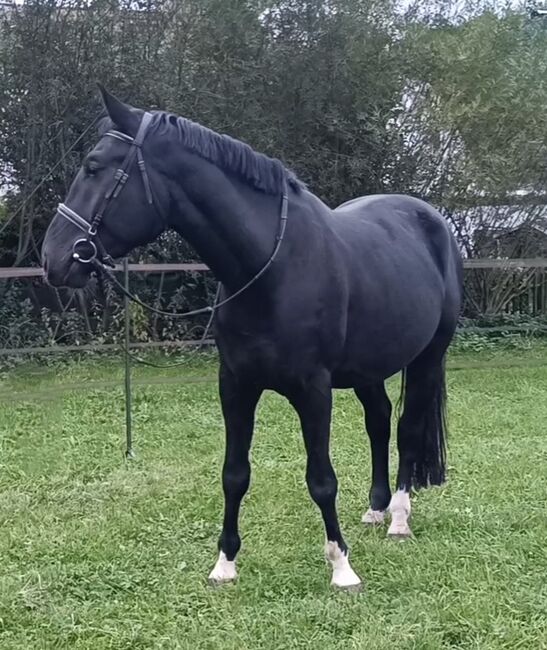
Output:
[42,88,462,590]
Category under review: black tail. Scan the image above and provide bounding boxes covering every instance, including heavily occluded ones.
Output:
[398,358,448,490]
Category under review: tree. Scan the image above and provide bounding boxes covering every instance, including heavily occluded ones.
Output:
[0,0,545,343]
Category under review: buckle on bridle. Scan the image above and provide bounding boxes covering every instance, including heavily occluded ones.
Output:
[59,112,158,270]
[72,238,98,264]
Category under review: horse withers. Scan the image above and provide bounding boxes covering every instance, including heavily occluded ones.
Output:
[42,87,463,591]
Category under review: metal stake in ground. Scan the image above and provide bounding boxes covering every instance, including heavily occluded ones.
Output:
[123,258,135,460]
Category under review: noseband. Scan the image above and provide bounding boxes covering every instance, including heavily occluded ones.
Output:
[57,111,156,266]
[55,110,290,319]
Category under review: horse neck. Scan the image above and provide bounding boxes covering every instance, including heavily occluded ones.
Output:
[166,160,283,291]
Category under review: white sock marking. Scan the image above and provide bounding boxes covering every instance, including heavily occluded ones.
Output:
[325,541,362,589]
[388,489,412,536]
[362,508,386,525]
[208,551,237,583]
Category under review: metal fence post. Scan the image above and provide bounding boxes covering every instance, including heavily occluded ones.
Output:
[123,258,135,459]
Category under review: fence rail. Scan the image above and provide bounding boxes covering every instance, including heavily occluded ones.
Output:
[4,257,547,279]
[3,258,547,279]
[0,263,209,279]
[2,259,547,357]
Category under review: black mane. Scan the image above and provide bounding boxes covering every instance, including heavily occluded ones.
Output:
[151,111,304,195]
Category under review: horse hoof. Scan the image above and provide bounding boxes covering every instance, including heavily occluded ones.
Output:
[330,564,363,593]
[387,532,412,541]
[387,524,413,540]
[208,575,237,587]
[333,580,364,594]
[362,509,386,525]
[208,552,237,585]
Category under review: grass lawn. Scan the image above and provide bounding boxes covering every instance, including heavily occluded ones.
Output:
[0,346,546,649]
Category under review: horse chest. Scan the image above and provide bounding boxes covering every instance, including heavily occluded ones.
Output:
[216,322,326,383]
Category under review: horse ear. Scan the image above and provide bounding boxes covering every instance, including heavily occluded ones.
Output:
[96,83,142,136]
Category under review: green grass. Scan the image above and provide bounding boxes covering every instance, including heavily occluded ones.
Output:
[1,348,547,649]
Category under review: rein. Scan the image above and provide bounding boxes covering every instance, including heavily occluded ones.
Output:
[56,111,289,319]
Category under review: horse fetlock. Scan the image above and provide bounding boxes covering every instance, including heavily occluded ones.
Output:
[208,551,238,585]
[325,541,363,591]
[362,508,386,525]
[387,490,413,538]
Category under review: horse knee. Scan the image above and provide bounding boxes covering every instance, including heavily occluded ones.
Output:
[222,463,250,500]
[307,470,337,508]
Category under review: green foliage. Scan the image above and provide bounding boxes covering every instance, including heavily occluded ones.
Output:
[2,0,542,265]
[0,283,49,348]
[453,330,535,354]
[402,6,547,203]
[454,313,547,353]
[0,0,545,347]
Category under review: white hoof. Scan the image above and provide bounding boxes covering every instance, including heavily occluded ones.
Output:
[388,489,412,539]
[326,541,363,592]
[362,508,386,525]
[387,520,413,539]
[208,551,237,585]
[332,566,363,592]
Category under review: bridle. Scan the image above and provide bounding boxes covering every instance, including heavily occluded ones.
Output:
[56,111,289,319]
[57,111,157,268]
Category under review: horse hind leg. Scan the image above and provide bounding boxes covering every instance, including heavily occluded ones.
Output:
[354,382,392,526]
[388,343,449,539]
